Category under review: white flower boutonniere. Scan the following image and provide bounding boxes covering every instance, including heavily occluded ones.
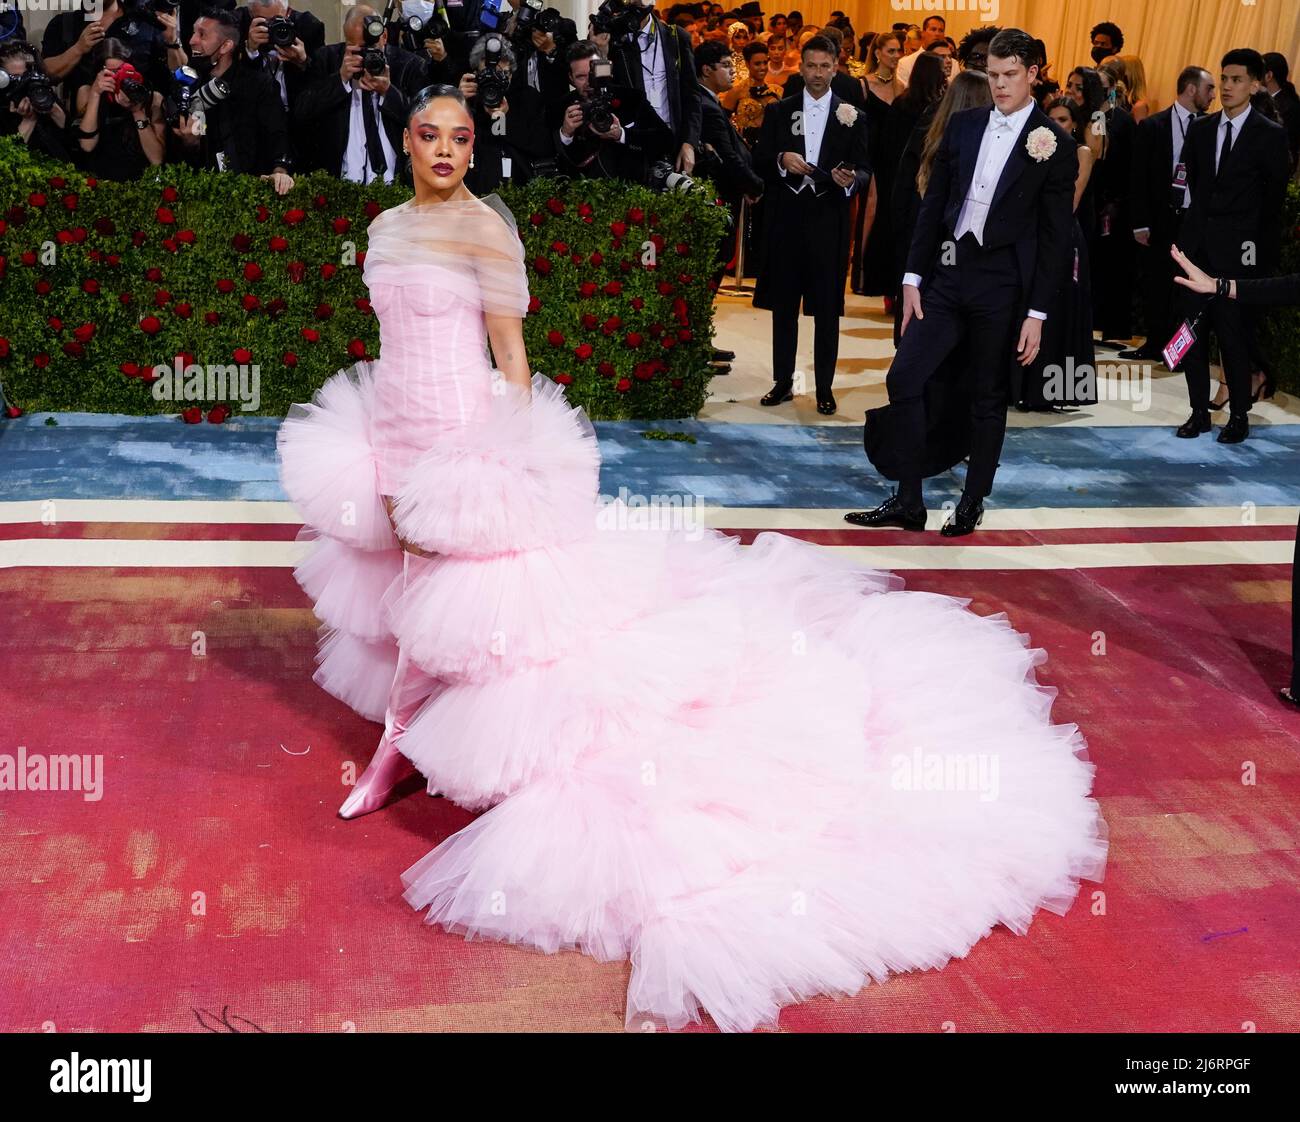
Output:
[835,102,859,128]
[1026,126,1057,162]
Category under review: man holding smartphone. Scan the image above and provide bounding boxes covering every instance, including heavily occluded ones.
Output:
[753,34,870,415]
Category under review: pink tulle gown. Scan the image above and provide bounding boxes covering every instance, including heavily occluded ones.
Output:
[276,194,1108,1033]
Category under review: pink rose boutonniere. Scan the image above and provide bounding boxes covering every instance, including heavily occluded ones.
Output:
[1026,126,1057,162]
[835,102,859,128]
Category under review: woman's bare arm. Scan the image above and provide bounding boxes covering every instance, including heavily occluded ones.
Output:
[484,312,533,396]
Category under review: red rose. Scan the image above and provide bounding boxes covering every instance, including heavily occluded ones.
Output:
[547,330,565,347]
[243,262,263,282]
[35,280,51,295]
[161,186,178,202]
[0,338,8,359]
[94,217,115,235]
[33,352,51,368]
[571,253,583,265]
[650,234,666,252]
[677,328,693,342]
[232,347,252,363]
[47,316,63,331]
[300,327,320,342]
[581,313,598,329]
[661,334,677,349]
[551,240,569,254]
[139,315,162,335]
[609,220,627,237]
[20,251,36,267]
[332,217,351,234]
[70,227,87,243]
[254,206,269,223]
[631,297,645,310]
[347,338,367,359]
[625,332,643,348]
[634,363,655,381]
[265,297,286,318]
[590,251,604,266]
[107,254,121,267]
[627,207,644,224]
[364,201,382,219]
[216,278,235,293]
[4,405,21,418]
[204,311,220,326]
[603,280,622,296]
[118,292,132,305]
[546,197,565,215]
[679,274,694,284]
[155,206,175,224]
[647,323,663,338]
[132,230,147,247]
[60,341,83,359]
[574,343,594,361]
[85,178,97,188]
[533,256,553,276]
[62,193,79,211]
[175,351,195,368]
[602,316,622,335]
[555,373,574,385]
[657,281,675,296]
[119,361,139,376]
[578,202,594,217]
[579,281,598,298]
[176,229,195,244]
[314,302,333,320]
[286,261,306,284]
[615,378,631,392]
[356,251,366,268]
[73,323,96,343]
[527,295,542,314]
[144,267,163,282]
[597,361,615,377]
[28,192,47,207]
[269,235,288,252]
[675,243,690,256]
[153,289,171,306]
[313,194,328,210]
[161,237,178,253]
[173,302,192,319]
[530,212,545,226]
[181,406,203,424]
[82,279,100,294]
[242,294,261,311]
[355,297,372,315]
[232,233,252,251]
[283,209,306,226]
[320,263,337,280]
[282,351,298,367]
[48,176,65,188]
[649,213,660,226]
[206,405,231,424]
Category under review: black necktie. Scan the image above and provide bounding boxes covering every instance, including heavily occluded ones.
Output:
[362,90,387,177]
[1218,119,1234,175]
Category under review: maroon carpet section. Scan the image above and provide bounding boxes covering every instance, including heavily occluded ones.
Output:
[2,562,1298,1032]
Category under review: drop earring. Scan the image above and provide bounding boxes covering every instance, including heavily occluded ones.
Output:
[469,151,475,169]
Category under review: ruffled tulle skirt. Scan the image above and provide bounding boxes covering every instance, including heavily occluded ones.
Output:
[277,364,1109,1033]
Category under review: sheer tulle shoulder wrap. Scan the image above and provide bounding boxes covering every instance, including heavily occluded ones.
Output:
[364,194,529,318]
[389,373,602,558]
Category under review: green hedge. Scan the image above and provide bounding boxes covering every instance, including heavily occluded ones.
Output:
[0,137,727,419]
[1255,179,1300,397]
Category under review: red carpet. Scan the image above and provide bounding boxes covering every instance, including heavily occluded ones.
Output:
[2,560,1298,1032]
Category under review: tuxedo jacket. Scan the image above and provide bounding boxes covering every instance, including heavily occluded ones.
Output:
[698,87,764,203]
[609,15,702,151]
[550,86,674,182]
[1179,109,1290,277]
[778,71,866,111]
[1273,83,1300,172]
[905,104,1076,316]
[753,92,872,201]
[1130,106,1182,235]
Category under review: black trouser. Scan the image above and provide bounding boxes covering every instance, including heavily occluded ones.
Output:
[1179,288,1255,416]
[772,303,840,399]
[885,232,1019,503]
[1136,209,1184,350]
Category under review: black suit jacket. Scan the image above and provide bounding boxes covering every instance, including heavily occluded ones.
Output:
[779,71,866,111]
[609,14,702,150]
[1179,108,1290,277]
[550,86,674,182]
[905,104,1076,316]
[293,44,427,177]
[238,7,327,109]
[753,91,871,199]
[1130,105,1180,235]
[1272,83,1300,173]
[698,86,763,202]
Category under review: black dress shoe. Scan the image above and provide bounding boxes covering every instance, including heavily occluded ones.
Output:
[940,495,984,537]
[1217,413,1249,444]
[816,395,837,415]
[1175,410,1211,438]
[711,347,736,363]
[760,386,793,406]
[1117,345,1160,360]
[709,364,731,375]
[844,494,927,531]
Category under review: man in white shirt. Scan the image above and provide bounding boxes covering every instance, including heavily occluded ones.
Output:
[894,14,946,86]
[846,28,1075,537]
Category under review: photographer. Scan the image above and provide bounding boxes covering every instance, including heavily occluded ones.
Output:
[173,8,294,191]
[42,0,187,104]
[0,42,71,163]
[458,32,550,192]
[507,2,572,113]
[72,38,166,178]
[294,5,428,183]
[603,0,702,176]
[240,1,325,112]
[554,37,671,181]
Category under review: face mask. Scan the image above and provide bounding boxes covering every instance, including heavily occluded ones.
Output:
[1090,46,1110,65]
[403,0,435,22]
[191,52,214,77]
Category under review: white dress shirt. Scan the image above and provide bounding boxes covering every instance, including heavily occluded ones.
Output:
[896,50,919,87]
[340,82,396,185]
[637,16,673,134]
[1216,102,1251,173]
[904,99,1046,320]
[1134,101,1195,234]
[776,87,853,197]
[247,49,290,110]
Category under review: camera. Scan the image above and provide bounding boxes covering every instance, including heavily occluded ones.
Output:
[112,62,151,108]
[475,33,509,110]
[647,157,696,194]
[583,55,617,135]
[360,14,388,75]
[0,69,56,114]
[265,14,297,50]
[592,0,645,41]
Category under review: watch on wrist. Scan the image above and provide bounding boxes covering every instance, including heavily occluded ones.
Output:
[134,116,149,130]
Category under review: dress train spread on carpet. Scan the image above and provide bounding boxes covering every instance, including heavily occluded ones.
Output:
[276,194,1108,1032]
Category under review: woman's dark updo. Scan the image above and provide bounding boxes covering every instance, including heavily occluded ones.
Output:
[406,84,470,128]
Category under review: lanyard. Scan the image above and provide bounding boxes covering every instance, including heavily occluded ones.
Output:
[640,16,661,80]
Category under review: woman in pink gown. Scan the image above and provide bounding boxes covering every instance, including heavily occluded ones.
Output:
[276,86,1109,1033]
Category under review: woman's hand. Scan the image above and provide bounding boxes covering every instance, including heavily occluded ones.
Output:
[1171,244,1216,295]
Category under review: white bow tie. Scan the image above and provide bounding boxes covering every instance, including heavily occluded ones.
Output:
[990,112,1017,132]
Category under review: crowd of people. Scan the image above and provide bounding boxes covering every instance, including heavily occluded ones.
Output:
[2,4,1298,424]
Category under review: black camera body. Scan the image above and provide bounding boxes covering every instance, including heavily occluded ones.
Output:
[0,69,56,114]
[265,15,297,50]
[582,55,617,135]
[359,15,388,76]
[475,34,510,111]
[592,0,645,41]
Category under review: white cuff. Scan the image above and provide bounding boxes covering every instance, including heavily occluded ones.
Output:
[1028,309,1047,321]
[1133,226,1150,236]
[902,273,923,289]
[559,129,573,145]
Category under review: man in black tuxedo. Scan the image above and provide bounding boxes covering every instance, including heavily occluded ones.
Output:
[846,28,1075,536]
[240,0,326,169]
[752,35,869,415]
[778,25,865,109]
[1263,52,1300,173]
[1123,65,1215,362]
[1173,48,1290,444]
[293,6,430,182]
[694,39,763,295]
[607,0,702,177]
